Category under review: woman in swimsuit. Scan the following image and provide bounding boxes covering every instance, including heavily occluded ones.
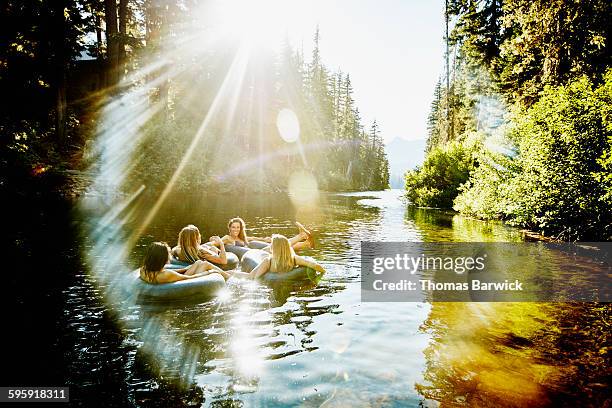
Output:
[140,242,230,284]
[172,224,228,265]
[219,217,260,247]
[213,217,315,251]
[234,234,324,279]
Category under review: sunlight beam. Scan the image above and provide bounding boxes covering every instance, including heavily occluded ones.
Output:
[127,43,252,248]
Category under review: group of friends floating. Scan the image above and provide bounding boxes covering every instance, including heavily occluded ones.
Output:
[140,217,325,284]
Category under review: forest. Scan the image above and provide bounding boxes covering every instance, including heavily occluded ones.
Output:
[0,1,389,197]
[406,0,612,240]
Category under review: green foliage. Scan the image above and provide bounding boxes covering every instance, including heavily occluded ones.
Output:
[405,141,475,208]
[421,1,611,240]
[594,70,612,203]
[453,147,518,220]
[1,1,89,179]
[426,61,496,153]
[449,0,611,104]
[1,1,390,196]
[455,73,612,240]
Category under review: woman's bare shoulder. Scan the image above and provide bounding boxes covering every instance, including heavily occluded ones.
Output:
[155,269,186,283]
[140,267,161,284]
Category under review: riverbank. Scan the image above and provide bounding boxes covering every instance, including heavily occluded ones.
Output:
[406,69,612,242]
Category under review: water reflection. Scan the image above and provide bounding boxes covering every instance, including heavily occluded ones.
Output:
[405,194,610,406]
[416,302,609,407]
[67,189,610,406]
[405,205,525,242]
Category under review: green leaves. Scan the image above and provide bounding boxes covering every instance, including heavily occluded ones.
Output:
[455,72,612,240]
[449,0,611,105]
[405,141,476,208]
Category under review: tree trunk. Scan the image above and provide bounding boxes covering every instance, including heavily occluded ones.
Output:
[95,13,103,59]
[445,0,451,143]
[145,0,170,115]
[118,0,129,66]
[53,1,67,145]
[104,0,119,86]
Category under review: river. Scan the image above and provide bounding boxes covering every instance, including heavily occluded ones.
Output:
[6,189,608,407]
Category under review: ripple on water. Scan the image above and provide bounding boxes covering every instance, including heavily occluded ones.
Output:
[65,190,608,406]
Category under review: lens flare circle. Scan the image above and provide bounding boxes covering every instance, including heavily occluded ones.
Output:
[276,108,300,143]
[288,171,319,209]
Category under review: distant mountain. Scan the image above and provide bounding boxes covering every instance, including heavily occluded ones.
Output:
[385,137,426,189]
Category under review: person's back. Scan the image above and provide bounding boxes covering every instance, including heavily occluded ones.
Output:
[269,235,295,273]
[267,235,325,275]
[140,242,176,284]
[140,268,183,284]
[232,234,325,280]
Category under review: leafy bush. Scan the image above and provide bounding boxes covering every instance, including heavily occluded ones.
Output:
[594,70,612,204]
[453,149,518,220]
[455,71,612,240]
[405,141,475,208]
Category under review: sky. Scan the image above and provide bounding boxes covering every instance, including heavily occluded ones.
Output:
[275,0,447,143]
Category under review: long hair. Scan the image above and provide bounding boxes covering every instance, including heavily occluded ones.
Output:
[270,234,294,273]
[141,242,170,283]
[228,217,248,244]
[177,224,201,263]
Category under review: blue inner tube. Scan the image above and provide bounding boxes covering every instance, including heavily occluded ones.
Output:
[127,268,226,303]
[226,241,269,260]
[240,249,324,283]
[248,241,269,250]
[169,251,239,271]
[225,244,250,260]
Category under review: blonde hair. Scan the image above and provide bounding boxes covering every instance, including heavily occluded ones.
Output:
[228,217,248,244]
[270,234,294,273]
[177,224,201,263]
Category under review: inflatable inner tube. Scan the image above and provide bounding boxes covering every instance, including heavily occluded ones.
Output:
[170,251,239,271]
[240,249,324,283]
[248,241,269,250]
[127,269,225,303]
[225,244,250,260]
[226,241,269,260]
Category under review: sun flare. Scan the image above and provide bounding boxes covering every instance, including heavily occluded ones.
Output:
[208,0,293,49]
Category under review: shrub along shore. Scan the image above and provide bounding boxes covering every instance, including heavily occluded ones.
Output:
[406,2,611,241]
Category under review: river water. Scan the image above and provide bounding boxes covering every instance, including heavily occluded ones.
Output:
[12,189,607,407]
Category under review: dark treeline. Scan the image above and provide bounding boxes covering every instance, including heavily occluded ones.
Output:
[406,0,612,240]
[0,1,389,196]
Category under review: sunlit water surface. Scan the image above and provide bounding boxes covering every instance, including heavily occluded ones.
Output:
[67,190,608,407]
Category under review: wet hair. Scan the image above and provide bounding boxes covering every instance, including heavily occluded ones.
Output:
[177,224,202,263]
[141,242,170,283]
[228,217,248,244]
[270,234,294,273]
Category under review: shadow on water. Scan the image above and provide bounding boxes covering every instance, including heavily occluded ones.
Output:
[1,171,137,406]
[405,205,525,242]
